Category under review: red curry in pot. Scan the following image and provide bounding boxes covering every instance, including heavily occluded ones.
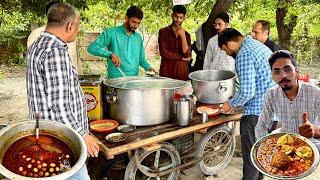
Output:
[2,134,75,178]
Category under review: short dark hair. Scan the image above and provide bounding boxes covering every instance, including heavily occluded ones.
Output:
[269,50,297,68]
[218,28,243,48]
[47,2,78,27]
[256,20,270,35]
[45,1,59,15]
[126,6,143,20]
[173,5,187,15]
[214,12,229,23]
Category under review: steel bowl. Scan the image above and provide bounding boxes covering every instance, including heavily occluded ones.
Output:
[251,133,320,180]
[117,125,136,133]
[105,132,127,143]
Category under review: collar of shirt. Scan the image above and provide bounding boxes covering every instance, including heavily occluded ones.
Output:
[120,24,136,37]
[40,31,68,47]
[168,24,178,36]
[236,36,252,59]
[264,37,271,44]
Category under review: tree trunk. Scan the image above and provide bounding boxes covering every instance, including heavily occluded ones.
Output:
[202,0,235,49]
[276,4,297,50]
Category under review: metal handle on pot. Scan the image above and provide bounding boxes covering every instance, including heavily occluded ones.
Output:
[0,124,8,133]
[218,82,228,93]
[106,88,117,104]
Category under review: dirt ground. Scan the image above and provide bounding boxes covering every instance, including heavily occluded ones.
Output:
[1,67,320,180]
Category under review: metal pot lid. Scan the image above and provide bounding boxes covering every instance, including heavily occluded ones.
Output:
[104,77,188,90]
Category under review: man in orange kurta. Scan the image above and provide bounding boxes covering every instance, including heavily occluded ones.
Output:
[158,5,191,81]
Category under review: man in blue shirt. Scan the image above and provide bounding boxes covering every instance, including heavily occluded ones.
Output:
[218,28,274,180]
[87,6,155,78]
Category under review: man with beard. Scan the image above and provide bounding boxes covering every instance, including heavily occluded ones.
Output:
[218,28,274,180]
[87,6,155,78]
[255,50,320,150]
[203,12,235,72]
[158,5,191,80]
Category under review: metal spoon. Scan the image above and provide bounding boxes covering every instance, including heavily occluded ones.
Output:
[35,112,40,140]
[117,66,127,79]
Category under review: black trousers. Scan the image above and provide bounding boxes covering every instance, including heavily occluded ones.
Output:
[240,115,263,180]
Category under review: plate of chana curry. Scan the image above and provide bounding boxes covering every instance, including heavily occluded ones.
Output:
[90,119,119,133]
[251,133,319,179]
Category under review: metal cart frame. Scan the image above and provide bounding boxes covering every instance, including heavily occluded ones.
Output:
[91,111,242,179]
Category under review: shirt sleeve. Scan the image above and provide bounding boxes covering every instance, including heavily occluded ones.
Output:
[255,91,274,140]
[87,29,113,59]
[158,29,182,61]
[182,33,191,58]
[43,49,87,136]
[138,38,151,70]
[314,88,320,134]
[230,53,256,107]
[203,39,214,69]
[314,88,320,113]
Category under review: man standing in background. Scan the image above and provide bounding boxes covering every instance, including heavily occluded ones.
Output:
[158,5,191,81]
[218,28,274,180]
[87,6,155,79]
[203,12,235,72]
[252,20,279,52]
[252,20,280,132]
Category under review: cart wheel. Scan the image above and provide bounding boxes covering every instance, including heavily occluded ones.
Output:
[195,125,235,176]
[124,143,181,180]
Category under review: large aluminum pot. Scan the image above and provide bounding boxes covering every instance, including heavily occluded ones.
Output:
[189,70,237,104]
[0,120,87,180]
[104,76,189,126]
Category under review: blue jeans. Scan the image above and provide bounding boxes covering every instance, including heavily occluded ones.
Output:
[67,165,90,180]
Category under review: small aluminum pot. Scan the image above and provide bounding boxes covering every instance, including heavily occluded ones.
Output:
[189,70,237,104]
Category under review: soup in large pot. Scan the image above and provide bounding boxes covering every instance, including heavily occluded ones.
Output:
[3,134,74,178]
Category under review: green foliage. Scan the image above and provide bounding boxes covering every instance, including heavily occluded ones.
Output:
[0,0,320,67]
[229,0,320,64]
[230,0,278,39]
[0,8,31,64]
[0,10,31,45]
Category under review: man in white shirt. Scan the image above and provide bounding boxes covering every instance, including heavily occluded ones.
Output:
[255,50,320,150]
[27,2,80,73]
[203,12,235,72]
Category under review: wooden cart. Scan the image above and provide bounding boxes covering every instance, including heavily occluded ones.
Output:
[90,110,242,180]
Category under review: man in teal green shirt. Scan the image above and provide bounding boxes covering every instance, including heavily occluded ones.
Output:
[87,6,155,78]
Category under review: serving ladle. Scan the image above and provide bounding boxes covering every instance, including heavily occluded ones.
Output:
[35,112,40,140]
[117,66,127,79]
